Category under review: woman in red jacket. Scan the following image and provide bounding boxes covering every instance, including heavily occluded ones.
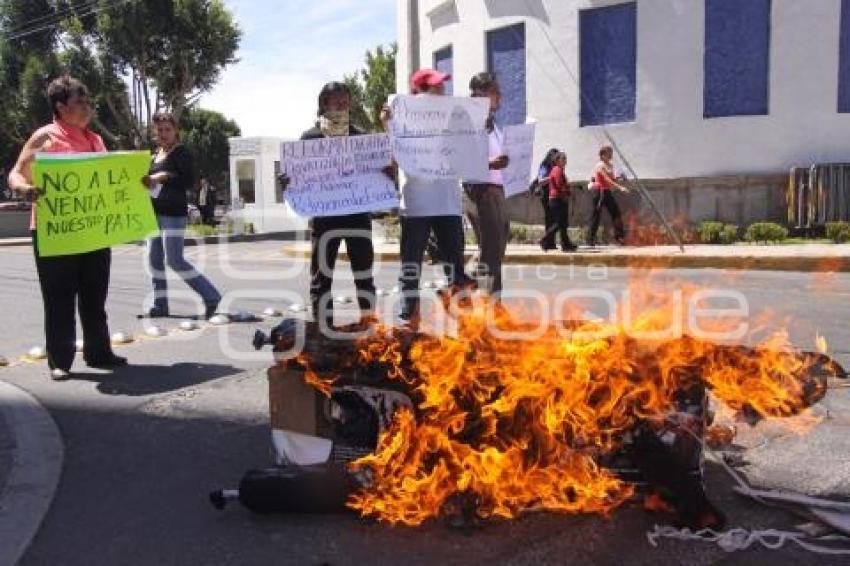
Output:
[539,152,577,252]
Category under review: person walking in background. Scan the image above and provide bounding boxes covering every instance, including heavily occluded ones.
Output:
[143,113,222,319]
[382,69,474,326]
[588,144,630,247]
[539,152,577,252]
[7,76,127,380]
[198,177,216,225]
[463,72,511,296]
[535,148,560,250]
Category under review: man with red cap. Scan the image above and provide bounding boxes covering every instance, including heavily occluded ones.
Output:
[382,69,472,326]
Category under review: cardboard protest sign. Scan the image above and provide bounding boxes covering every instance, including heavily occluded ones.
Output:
[34,151,157,257]
[388,95,490,181]
[281,133,398,217]
[502,123,537,197]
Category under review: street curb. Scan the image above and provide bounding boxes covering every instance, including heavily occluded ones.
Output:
[0,230,311,250]
[281,247,850,273]
[0,381,64,566]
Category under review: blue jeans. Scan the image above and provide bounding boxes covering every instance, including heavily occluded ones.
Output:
[147,215,221,312]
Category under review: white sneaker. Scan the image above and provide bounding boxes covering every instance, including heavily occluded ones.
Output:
[50,368,72,381]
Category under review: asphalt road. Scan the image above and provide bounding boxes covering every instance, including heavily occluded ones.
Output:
[0,241,848,565]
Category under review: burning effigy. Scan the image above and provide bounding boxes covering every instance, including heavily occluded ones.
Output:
[212,295,843,532]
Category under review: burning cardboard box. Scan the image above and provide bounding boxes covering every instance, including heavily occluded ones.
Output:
[214,310,841,530]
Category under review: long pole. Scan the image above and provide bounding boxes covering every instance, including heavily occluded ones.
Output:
[604,133,686,252]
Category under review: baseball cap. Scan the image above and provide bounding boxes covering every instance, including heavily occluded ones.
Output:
[410,68,451,92]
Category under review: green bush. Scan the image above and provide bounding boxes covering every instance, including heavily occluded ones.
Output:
[186,224,218,237]
[697,221,740,244]
[719,224,740,245]
[745,222,788,244]
[825,221,850,243]
[508,223,546,244]
[697,221,724,244]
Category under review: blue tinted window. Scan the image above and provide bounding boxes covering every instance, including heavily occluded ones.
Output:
[433,46,454,95]
[704,0,771,118]
[579,3,637,126]
[487,23,527,125]
[840,0,850,112]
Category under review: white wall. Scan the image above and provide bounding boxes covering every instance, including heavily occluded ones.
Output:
[400,0,850,180]
[228,137,308,234]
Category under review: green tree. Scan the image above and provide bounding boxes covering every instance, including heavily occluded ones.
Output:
[0,0,241,171]
[0,0,60,167]
[95,0,241,143]
[344,42,397,132]
[180,107,240,191]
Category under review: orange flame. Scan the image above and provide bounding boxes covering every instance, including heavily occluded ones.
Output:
[296,286,833,526]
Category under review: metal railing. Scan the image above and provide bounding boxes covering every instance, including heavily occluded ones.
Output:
[788,164,850,228]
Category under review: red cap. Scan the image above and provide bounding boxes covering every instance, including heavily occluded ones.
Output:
[410,68,451,93]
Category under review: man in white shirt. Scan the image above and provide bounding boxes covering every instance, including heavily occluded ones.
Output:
[198,177,216,225]
[463,72,511,295]
[384,69,474,325]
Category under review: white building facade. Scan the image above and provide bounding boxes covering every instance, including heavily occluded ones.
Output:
[398,0,850,182]
[228,137,308,234]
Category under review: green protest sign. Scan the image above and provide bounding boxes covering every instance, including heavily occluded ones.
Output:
[34,151,157,257]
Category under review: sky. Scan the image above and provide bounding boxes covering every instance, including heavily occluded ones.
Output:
[199,0,397,139]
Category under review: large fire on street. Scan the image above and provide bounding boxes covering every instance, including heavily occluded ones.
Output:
[284,287,840,528]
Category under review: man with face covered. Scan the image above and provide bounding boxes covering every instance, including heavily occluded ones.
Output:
[287,82,378,329]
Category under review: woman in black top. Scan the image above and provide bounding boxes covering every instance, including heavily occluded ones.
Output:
[142,113,222,319]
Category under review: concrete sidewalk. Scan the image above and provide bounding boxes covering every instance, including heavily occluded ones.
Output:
[283,242,850,272]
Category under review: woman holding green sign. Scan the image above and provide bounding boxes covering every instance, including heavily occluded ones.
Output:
[142,113,222,319]
[7,76,127,380]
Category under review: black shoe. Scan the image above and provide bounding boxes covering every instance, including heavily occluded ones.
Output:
[539,239,556,252]
[86,354,128,369]
[205,300,221,320]
[148,306,169,318]
[615,236,626,246]
[561,243,579,252]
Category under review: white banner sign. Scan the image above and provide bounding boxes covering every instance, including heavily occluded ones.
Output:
[280,134,398,217]
[389,95,490,180]
[501,123,537,197]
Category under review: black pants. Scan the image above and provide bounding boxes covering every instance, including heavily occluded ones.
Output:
[540,189,556,247]
[32,232,114,371]
[202,202,215,224]
[399,215,469,318]
[541,197,574,249]
[310,213,376,324]
[589,190,625,244]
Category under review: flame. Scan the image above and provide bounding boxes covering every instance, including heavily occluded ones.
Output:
[294,283,834,526]
[816,334,828,355]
